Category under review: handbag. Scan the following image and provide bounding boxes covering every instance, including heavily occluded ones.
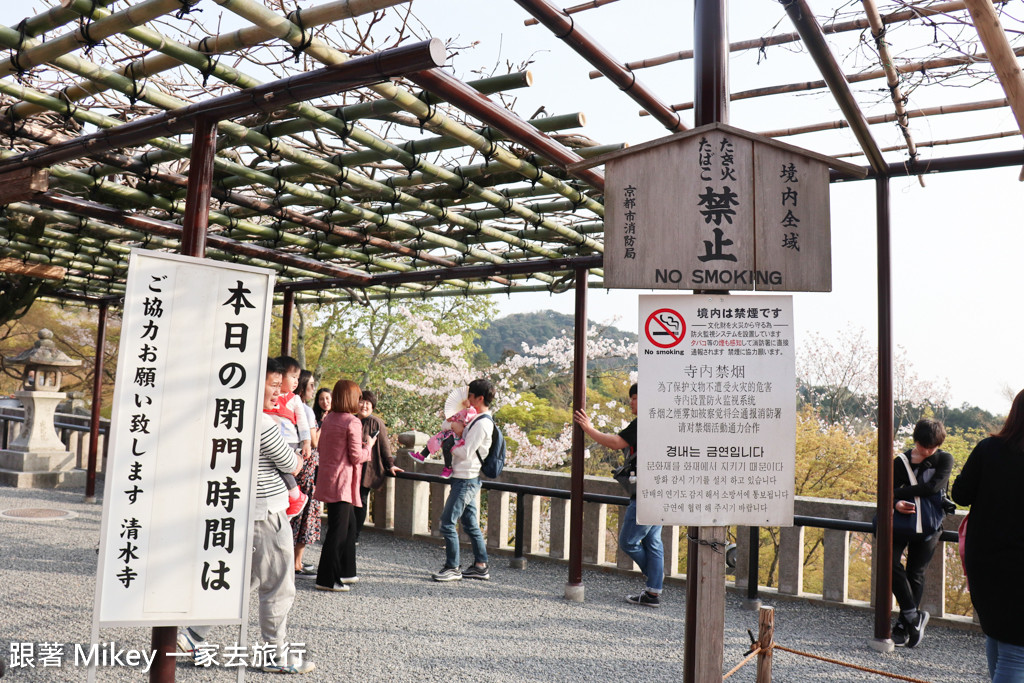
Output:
[612,450,637,497]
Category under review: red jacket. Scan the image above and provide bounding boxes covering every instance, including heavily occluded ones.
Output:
[314,411,370,505]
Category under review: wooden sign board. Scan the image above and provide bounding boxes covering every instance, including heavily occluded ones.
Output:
[584,123,866,292]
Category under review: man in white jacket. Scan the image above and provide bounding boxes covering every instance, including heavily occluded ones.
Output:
[431,378,495,582]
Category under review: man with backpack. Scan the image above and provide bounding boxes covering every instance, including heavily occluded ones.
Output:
[431,378,497,582]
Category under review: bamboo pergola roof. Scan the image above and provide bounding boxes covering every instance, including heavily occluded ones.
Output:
[0,0,1021,306]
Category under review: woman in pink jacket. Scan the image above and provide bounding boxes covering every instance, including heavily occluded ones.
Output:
[314,379,375,592]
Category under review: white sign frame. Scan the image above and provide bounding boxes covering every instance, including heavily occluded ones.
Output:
[93,250,275,627]
[636,294,795,527]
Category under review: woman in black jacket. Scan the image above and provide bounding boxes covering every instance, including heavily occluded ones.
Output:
[952,389,1024,682]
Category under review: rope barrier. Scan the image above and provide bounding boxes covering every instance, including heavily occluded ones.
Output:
[772,644,936,683]
[721,645,760,681]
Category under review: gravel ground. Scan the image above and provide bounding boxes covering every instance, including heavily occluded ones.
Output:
[0,486,988,682]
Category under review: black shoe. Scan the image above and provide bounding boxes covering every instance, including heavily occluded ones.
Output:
[891,620,908,647]
[431,565,462,582]
[906,610,929,648]
[626,590,661,608]
[462,564,490,580]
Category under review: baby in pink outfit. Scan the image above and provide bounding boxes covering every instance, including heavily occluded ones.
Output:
[412,406,478,478]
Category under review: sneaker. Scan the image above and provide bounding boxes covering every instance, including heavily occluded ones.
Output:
[626,590,661,608]
[176,627,203,658]
[294,565,316,577]
[431,565,462,582]
[301,563,315,573]
[891,620,908,647]
[906,610,929,648]
[462,564,490,580]
[314,582,349,592]
[262,654,316,674]
[411,448,428,462]
[441,467,453,478]
[285,491,309,519]
[340,576,359,584]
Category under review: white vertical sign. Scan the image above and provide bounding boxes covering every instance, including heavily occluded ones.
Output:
[637,294,795,527]
[95,250,274,626]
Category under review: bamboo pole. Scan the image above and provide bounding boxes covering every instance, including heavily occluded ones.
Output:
[0,144,444,282]
[962,0,1024,141]
[0,117,507,282]
[230,112,587,186]
[0,0,186,79]
[832,129,1020,159]
[758,97,1008,138]
[212,0,605,215]
[386,143,624,188]
[249,71,535,140]
[644,46,1024,116]
[12,0,118,38]
[0,78,559,285]
[523,0,621,26]
[862,0,923,185]
[44,1,600,266]
[589,0,1004,78]
[24,9,588,269]
[6,0,410,120]
[782,0,887,175]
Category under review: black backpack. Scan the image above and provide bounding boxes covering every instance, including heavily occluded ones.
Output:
[469,414,506,478]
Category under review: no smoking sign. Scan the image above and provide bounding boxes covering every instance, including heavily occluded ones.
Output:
[645,308,686,348]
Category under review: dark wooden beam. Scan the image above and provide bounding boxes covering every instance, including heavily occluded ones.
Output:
[0,167,48,203]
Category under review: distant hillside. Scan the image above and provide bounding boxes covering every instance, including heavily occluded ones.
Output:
[476,310,637,364]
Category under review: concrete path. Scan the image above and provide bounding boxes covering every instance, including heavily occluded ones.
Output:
[0,486,988,681]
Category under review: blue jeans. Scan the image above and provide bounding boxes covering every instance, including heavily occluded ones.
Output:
[440,477,487,569]
[619,499,664,592]
[987,636,1024,683]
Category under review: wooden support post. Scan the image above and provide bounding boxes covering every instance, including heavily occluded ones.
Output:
[566,266,587,602]
[150,116,218,683]
[84,301,107,503]
[873,175,895,650]
[280,290,294,356]
[691,526,727,683]
[756,605,774,683]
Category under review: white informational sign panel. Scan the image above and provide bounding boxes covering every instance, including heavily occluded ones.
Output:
[95,250,274,627]
[636,294,795,527]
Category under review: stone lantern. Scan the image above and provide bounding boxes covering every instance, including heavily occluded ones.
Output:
[0,329,85,488]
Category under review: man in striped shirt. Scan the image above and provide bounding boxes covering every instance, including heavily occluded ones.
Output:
[179,358,314,674]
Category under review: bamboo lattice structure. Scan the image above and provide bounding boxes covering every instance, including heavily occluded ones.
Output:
[0,0,1019,306]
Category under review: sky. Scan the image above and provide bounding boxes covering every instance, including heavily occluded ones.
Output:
[1,1,1020,414]
[405,1,1024,415]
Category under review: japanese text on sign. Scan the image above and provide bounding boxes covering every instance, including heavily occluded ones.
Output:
[637,295,795,526]
[96,251,273,626]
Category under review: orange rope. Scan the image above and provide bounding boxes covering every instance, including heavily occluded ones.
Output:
[773,644,935,683]
[721,646,761,680]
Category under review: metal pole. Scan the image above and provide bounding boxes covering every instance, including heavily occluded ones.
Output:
[874,175,895,645]
[84,301,107,503]
[280,290,294,356]
[747,526,760,601]
[566,266,588,601]
[514,492,525,560]
[150,115,217,683]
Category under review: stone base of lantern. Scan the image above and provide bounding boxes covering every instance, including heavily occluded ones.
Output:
[0,448,87,489]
